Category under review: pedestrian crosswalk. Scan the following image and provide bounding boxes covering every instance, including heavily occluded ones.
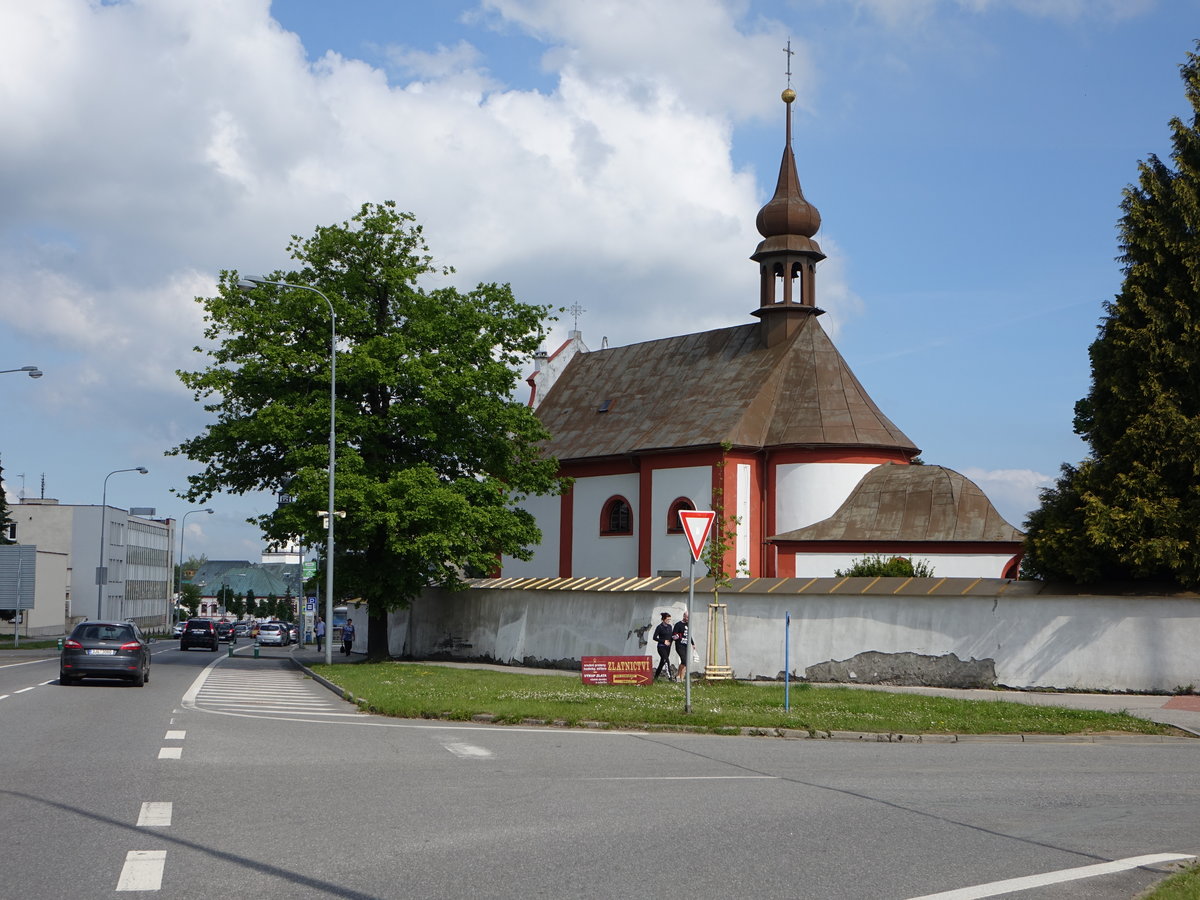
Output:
[189,660,359,718]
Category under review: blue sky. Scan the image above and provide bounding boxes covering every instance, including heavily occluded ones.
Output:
[0,0,1196,560]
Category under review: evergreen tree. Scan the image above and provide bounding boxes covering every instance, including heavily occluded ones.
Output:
[1024,44,1200,586]
[0,456,14,545]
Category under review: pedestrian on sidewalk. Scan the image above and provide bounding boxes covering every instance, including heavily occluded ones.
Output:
[672,611,694,681]
[653,612,674,681]
[342,618,355,656]
[315,617,325,653]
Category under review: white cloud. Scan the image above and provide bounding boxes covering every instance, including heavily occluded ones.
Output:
[961,467,1055,529]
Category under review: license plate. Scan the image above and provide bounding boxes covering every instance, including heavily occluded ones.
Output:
[87,649,116,655]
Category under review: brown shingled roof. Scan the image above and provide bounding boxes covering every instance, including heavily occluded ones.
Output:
[770,462,1023,543]
[535,318,918,461]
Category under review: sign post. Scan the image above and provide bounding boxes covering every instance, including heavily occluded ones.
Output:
[784,611,791,712]
[678,510,716,713]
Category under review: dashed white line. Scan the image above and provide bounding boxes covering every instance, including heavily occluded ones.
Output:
[116,850,166,891]
[14,686,35,694]
[443,741,494,759]
[908,853,1197,900]
[157,747,182,760]
[0,695,8,701]
[137,802,172,827]
[164,730,185,740]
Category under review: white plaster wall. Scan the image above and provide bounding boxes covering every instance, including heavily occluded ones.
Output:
[736,464,751,576]
[774,462,877,533]
[649,466,710,576]
[792,553,1015,579]
[501,493,562,578]
[399,583,1200,693]
[572,473,640,576]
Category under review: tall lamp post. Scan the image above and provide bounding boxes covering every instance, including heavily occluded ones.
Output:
[97,466,149,620]
[238,277,337,665]
[178,508,213,623]
[0,366,43,379]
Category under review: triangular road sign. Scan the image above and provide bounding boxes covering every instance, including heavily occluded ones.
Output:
[679,510,716,561]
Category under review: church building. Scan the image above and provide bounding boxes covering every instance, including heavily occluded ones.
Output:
[504,87,1022,582]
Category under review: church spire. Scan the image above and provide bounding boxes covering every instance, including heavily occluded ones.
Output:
[752,48,826,347]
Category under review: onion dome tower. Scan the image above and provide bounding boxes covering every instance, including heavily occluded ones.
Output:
[751,86,826,347]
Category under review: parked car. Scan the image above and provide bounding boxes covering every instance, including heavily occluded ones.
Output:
[180,617,219,651]
[285,623,298,644]
[215,621,237,643]
[171,622,185,637]
[60,620,152,686]
[256,622,288,646]
[233,623,252,638]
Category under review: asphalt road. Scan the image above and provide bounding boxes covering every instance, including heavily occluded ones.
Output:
[2,644,1198,899]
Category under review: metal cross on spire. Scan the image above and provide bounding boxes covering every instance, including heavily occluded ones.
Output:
[568,302,586,332]
[783,39,794,87]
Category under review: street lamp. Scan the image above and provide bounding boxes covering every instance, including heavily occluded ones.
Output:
[1,366,43,379]
[96,467,149,620]
[178,508,213,623]
[238,277,338,665]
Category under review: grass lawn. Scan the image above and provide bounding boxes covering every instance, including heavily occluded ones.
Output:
[310,662,1177,737]
[1141,862,1200,899]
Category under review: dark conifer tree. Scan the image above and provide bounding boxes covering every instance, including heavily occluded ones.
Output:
[1024,43,1200,586]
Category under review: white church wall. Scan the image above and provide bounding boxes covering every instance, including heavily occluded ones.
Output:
[792,552,1016,579]
[401,581,1200,693]
[573,473,639,576]
[774,462,877,533]
[650,466,711,575]
[501,493,561,578]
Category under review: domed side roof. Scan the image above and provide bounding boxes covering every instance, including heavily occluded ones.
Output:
[769,462,1023,542]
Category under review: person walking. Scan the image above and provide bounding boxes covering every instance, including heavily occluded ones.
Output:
[672,611,694,681]
[652,612,675,681]
[342,618,355,656]
[315,617,325,653]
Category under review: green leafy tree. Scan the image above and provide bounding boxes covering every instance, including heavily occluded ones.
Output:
[172,202,567,657]
[1024,44,1200,586]
[180,583,202,618]
[835,555,934,578]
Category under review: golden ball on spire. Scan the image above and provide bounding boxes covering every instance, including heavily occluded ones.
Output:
[781,87,796,103]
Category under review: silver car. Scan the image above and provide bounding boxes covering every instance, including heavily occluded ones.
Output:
[256,622,287,646]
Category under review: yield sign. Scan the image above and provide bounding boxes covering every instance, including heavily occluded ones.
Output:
[679,510,716,561]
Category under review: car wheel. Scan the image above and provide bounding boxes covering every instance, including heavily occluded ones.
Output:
[180,642,187,651]
[132,667,145,687]
[60,673,73,686]
[143,665,150,685]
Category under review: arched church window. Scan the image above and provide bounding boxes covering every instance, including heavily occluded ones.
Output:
[600,496,633,536]
[666,497,695,534]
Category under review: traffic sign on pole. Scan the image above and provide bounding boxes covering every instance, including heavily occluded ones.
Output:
[679,510,716,561]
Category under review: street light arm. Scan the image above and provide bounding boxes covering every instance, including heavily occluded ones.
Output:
[0,366,43,378]
[239,275,338,665]
[96,466,150,620]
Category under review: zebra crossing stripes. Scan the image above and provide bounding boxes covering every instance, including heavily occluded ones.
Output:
[191,663,356,718]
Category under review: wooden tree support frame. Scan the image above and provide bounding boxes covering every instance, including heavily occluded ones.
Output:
[704,601,733,681]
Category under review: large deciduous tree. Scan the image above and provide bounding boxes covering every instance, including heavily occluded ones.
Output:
[173,202,567,656]
[1023,44,1200,586]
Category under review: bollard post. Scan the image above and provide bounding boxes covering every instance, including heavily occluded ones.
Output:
[57,638,63,651]
[253,644,259,659]
[227,643,234,657]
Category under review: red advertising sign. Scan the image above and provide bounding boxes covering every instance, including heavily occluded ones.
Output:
[581,656,653,685]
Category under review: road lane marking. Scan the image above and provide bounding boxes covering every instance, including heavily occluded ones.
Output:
[908,853,1197,899]
[14,687,35,694]
[0,695,8,701]
[137,802,172,827]
[157,747,182,759]
[116,850,166,891]
[586,775,777,781]
[164,730,185,740]
[443,741,493,758]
